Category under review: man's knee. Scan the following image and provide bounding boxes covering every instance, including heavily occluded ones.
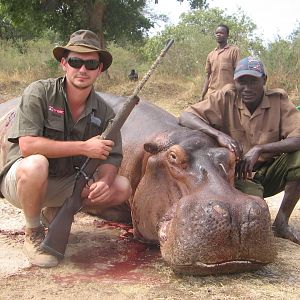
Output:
[285,150,300,181]
[84,175,132,223]
[17,155,49,182]
[112,175,132,204]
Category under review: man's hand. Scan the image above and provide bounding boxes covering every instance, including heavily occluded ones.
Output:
[81,164,119,206]
[83,136,114,159]
[216,133,243,161]
[84,180,111,205]
[236,145,262,180]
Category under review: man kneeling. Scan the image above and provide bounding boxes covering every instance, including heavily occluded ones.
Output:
[0,30,132,268]
[179,56,300,245]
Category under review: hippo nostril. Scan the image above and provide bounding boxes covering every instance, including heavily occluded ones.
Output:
[202,202,232,238]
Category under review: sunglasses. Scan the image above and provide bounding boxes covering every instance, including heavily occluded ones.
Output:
[67,57,101,70]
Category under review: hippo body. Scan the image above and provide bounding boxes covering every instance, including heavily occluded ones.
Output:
[0,93,276,275]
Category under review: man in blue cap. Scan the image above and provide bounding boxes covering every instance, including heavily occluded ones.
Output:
[179,56,300,244]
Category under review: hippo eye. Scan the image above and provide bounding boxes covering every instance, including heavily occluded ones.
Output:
[169,151,177,162]
[166,145,188,168]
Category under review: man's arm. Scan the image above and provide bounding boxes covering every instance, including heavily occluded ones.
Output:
[257,137,300,154]
[200,74,210,101]
[19,135,114,160]
[179,111,242,159]
[233,46,241,69]
[200,54,213,101]
[236,137,300,180]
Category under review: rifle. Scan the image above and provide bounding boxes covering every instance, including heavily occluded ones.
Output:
[41,39,174,258]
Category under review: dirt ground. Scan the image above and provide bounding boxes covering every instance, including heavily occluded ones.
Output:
[0,192,299,300]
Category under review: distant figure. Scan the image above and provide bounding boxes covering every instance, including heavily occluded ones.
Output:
[128,69,138,81]
[200,24,240,101]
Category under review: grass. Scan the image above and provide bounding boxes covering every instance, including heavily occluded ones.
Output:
[0,37,299,110]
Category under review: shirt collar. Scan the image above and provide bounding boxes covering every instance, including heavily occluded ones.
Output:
[86,86,98,112]
[237,89,270,110]
[214,44,229,51]
[60,76,98,115]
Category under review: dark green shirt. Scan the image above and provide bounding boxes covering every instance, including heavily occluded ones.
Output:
[0,77,123,182]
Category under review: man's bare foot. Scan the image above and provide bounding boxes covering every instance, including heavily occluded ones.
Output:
[272,224,300,245]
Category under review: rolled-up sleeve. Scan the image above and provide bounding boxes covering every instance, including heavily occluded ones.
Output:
[280,97,300,138]
[205,53,212,75]
[233,47,241,68]
[184,90,226,130]
[8,82,46,143]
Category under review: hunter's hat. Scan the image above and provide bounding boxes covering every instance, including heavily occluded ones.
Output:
[53,29,112,71]
[234,56,266,80]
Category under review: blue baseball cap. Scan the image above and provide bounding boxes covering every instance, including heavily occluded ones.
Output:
[234,56,266,80]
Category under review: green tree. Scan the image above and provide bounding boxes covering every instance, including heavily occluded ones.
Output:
[155,0,208,9]
[260,31,300,97]
[0,0,211,43]
[141,8,264,76]
[0,0,153,46]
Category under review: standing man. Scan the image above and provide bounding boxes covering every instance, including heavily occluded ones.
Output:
[200,24,240,101]
[180,56,300,244]
[0,29,132,268]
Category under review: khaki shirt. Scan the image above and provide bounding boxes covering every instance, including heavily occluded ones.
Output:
[185,84,300,162]
[0,77,123,183]
[205,45,240,95]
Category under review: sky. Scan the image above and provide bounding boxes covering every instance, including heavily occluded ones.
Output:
[148,0,300,43]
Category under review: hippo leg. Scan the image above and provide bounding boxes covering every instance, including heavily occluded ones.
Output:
[83,203,132,223]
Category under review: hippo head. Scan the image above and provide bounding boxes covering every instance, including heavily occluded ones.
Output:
[131,128,276,275]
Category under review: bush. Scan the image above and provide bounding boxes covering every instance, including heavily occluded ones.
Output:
[0,37,61,80]
[261,35,300,104]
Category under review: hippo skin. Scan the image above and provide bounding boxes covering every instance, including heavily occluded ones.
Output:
[0,93,276,276]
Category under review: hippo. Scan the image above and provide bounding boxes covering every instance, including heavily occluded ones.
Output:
[0,93,276,276]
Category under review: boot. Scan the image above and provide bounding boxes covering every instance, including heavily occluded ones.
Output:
[23,226,59,268]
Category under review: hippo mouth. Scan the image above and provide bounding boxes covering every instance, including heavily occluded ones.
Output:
[170,260,269,276]
[158,194,277,276]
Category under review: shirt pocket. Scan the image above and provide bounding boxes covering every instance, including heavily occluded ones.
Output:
[258,130,280,145]
[228,128,245,143]
[220,63,232,71]
[43,118,72,176]
[43,118,64,141]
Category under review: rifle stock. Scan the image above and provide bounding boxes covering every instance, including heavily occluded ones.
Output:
[41,39,174,258]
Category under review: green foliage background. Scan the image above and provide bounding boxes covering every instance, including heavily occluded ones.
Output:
[0,4,299,105]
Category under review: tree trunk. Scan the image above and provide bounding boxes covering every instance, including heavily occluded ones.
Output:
[87,0,107,49]
[86,0,110,78]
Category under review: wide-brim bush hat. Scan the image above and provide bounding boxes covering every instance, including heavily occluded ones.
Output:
[53,29,112,71]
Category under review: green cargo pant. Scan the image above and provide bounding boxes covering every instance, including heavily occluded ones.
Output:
[235,150,300,198]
